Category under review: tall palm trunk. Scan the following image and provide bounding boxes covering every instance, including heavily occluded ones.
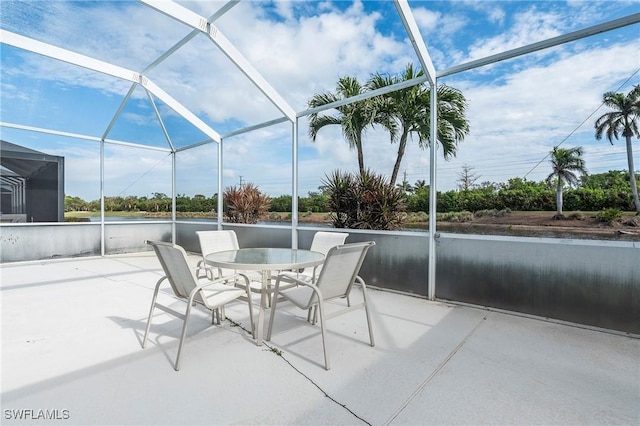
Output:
[355,134,365,175]
[390,127,410,184]
[625,135,640,213]
[556,180,564,216]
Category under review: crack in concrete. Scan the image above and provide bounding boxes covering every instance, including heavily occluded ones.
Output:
[382,312,490,426]
[225,317,372,425]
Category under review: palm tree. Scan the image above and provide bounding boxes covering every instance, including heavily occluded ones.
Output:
[308,76,382,175]
[414,179,427,190]
[594,85,640,214]
[396,179,413,194]
[368,63,470,185]
[546,146,587,217]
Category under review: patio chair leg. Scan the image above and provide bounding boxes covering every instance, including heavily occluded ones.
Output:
[175,303,194,371]
[246,287,255,338]
[306,303,319,323]
[266,288,280,341]
[142,303,155,348]
[360,279,375,347]
[317,300,330,370]
[309,305,318,325]
[142,278,163,348]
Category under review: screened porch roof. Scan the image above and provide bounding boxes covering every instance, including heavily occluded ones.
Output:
[1,2,638,166]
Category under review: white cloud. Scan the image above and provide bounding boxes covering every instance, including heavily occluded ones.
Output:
[412,7,440,32]
[466,9,563,61]
[212,1,411,109]
[120,112,155,127]
[0,82,26,101]
[486,6,506,25]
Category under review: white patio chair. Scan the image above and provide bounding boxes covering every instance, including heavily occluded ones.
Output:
[282,231,349,282]
[266,241,376,370]
[195,230,239,280]
[142,240,254,371]
[196,230,262,299]
[278,231,349,321]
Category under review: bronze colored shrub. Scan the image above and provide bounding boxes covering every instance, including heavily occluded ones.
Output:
[223,183,271,224]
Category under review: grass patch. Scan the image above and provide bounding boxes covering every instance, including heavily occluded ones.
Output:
[405,211,429,223]
[65,210,148,218]
[475,208,511,217]
[438,211,475,222]
[596,208,622,224]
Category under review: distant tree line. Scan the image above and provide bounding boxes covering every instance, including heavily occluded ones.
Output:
[64,192,216,213]
[419,171,638,213]
[65,170,638,215]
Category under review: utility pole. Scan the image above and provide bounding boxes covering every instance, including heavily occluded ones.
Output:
[239,175,244,188]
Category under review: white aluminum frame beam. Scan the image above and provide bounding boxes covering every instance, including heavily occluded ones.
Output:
[142,1,239,74]
[146,90,175,152]
[1,30,136,80]
[175,138,216,153]
[394,0,436,85]
[299,75,429,118]
[439,13,640,78]
[0,122,171,152]
[427,84,438,301]
[136,78,221,144]
[102,84,137,141]
[103,3,238,147]
[0,29,220,145]
[139,0,297,122]
[222,117,289,139]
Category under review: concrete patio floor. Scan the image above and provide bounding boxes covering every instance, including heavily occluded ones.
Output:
[1,252,638,425]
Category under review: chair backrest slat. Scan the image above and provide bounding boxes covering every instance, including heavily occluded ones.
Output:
[309,231,349,254]
[196,230,240,277]
[313,241,374,303]
[305,231,349,276]
[148,241,201,302]
[197,230,239,254]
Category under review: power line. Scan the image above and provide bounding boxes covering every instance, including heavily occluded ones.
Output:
[117,153,171,197]
[522,68,640,179]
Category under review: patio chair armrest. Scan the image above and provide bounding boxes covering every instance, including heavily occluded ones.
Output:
[273,273,322,296]
[235,272,252,287]
[195,264,216,280]
[153,275,169,291]
[196,273,247,289]
[188,273,249,304]
[274,272,308,288]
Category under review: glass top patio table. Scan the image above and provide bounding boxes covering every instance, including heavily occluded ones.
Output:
[205,248,325,346]
[204,248,324,271]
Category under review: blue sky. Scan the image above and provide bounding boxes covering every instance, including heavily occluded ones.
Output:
[1,0,639,201]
